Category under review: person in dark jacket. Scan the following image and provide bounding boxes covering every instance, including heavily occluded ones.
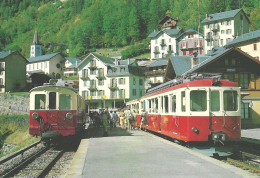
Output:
[101,107,111,136]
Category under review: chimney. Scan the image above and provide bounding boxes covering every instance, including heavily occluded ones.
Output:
[191,52,198,68]
[115,58,118,66]
[9,50,12,54]
[128,58,130,64]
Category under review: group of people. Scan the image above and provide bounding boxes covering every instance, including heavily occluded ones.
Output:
[88,107,137,136]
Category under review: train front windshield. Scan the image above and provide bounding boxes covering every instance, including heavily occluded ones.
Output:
[190,89,239,112]
[34,92,72,110]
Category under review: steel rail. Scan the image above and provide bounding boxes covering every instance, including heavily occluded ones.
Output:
[0,141,41,165]
[1,145,49,178]
[36,149,64,178]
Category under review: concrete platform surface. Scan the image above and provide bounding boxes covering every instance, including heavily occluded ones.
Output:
[241,128,260,144]
[67,127,256,178]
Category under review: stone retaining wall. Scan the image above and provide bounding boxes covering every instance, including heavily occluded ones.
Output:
[0,94,29,115]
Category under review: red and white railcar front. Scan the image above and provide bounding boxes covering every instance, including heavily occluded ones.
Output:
[130,78,241,144]
[29,85,86,141]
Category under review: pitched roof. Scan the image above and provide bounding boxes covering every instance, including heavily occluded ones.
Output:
[77,53,115,70]
[176,29,204,40]
[181,48,260,76]
[27,52,60,63]
[225,30,260,47]
[32,31,40,45]
[159,16,178,25]
[0,51,12,59]
[201,9,242,23]
[146,59,168,68]
[169,56,208,76]
[148,28,182,38]
[66,57,81,64]
[92,53,114,65]
[0,51,28,63]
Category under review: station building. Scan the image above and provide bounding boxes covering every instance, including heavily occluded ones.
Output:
[78,53,145,111]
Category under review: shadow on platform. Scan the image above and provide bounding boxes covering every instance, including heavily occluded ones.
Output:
[85,124,133,138]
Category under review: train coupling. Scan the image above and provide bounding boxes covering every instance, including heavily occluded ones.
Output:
[212,132,227,142]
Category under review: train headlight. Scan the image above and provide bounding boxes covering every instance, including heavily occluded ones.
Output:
[32,112,39,119]
[213,134,219,140]
[192,127,199,134]
[66,113,73,120]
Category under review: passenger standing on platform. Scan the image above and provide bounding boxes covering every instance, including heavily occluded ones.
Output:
[109,111,114,129]
[120,110,125,129]
[113,111,118,127]
[124,107,132,130]
[140,110,145,129]
[100,107,111,136]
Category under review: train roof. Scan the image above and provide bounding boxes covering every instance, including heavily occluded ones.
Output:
[142,74,238,99]
[29,85,78,93]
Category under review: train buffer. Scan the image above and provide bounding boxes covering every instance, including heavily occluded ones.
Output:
[66,127,256,178]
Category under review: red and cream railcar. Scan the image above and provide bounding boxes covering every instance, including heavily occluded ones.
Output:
[29,85,86,140]
[127,78,241,143]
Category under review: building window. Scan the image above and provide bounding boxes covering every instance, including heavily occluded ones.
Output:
[84,81,87,87]
[98,90,104,96]
[183,51,186,56]
[133,78,136,85]
[194,42,197,47]
[186,42,188,48]
[98,79,104,86]
[90,69,96,75]
[200,40,202,47]
[180,43,183,49]
[221,30,225,34]
[200,49,202,55]
[119,89,125,98]
[241,102,250,119]
[191,34,194,38]
[119,78,125,84]
[139,79,143,85]
[221,39,223,46]
[132,89,136,96]
[188,35,190,38]
[90,91,96,96]
[226,21,231,25]
[169,38,171,43]
[120,67,125,72]
[226,29,232,34]
[189,50,193,55]
[253,44,257,51]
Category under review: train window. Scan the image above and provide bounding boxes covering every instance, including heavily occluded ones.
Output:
[161,96,163,112]
[49,92,56,110]
[172,95,176,112]
[190,91,207,111]
[137,103,139,113]
[151,99,155,112]
[155,98,158,113]
[210,91,220,111]
[149,99,151,113]
[59,94,71,110]
[164,96,169,113]
[181,91,186,112]
[35,94,46,109]
[224,91,238,111]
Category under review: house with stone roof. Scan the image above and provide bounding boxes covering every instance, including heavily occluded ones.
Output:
[78,53,144,110]
[225,30,260,61]
[176,29,204,56]
[0,51,28,93]
[148,16,183,59]
[202,9,250,54]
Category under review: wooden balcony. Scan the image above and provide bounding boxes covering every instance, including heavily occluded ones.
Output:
[89,84,97,90]
[212,24,219,32]
[109,83,117,90]
[145,70,165,76]
[96,73,105,79]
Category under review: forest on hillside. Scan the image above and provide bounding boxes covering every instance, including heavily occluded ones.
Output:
[0,0,259,58]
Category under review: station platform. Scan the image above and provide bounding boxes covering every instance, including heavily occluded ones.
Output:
[241,128,260,144]
[66,127,257,178]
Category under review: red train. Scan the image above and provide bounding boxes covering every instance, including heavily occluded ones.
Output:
[127,76,241,144]
[29,84,86,142]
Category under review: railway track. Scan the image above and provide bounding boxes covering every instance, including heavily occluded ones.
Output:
[0,141,64,178]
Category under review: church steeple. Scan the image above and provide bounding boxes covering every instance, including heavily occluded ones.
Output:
[32,30,39,45]
[30,30,42,58]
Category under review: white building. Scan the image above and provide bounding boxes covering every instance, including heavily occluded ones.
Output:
[64,57,81,77]
[27,52,65,78]
[176,29,204,56]
[202,9,250,54]
[77,53,145,111]
[148,16,183,59]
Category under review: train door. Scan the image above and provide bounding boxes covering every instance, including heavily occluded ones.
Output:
[171,94,178,135]
[209,89,222,132]
[58,93,74,129]
[46,92,58,131]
